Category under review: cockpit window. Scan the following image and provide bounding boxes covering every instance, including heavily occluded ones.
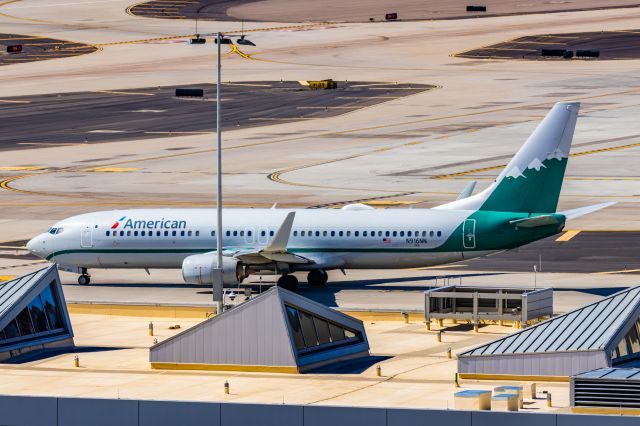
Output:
[56,228,63,234]
[47,227,64,235]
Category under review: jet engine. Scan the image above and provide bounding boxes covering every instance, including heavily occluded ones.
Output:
[182,254,247,285]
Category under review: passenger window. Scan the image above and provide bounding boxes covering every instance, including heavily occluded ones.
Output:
[400,231,404,237]
[315,231,320,237]
[157,231,161,236]
[430,231,434,237]
[141,231,146,236]
[301,231,305,237]
[261,230,266,237]
[181,231,185,237]
[127,231,131,236]
[247,230,251,237]
[392,231,397,237]
[378,231,382,237]
[407,231,411,237]
[294,231,298,236]
[339,231,343,237]
[270,231,274,237]
[134,231,138,237]
[226,231,230,237]
[196,231,200,236]
[363,231,367,237]
[172,231,177,236]
[385,231,390,237]
[188,231,192,237]
[106,231,110,236]
[323,231,327,237]
[164,231,169,236]
[422,231,427,237]
[240,230,244,237]
[233,231,238,237]
[346,231,351,237]
[437,231,442,237]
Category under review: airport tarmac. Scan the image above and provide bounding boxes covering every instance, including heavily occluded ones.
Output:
[129,0,640,23]
[1,81,432,148]
[0,33,97,66]
[459,31,640,61]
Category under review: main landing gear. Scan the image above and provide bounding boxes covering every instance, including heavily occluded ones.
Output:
[307,269,328,287]
[78,268,91,285]
[277,274,299,292]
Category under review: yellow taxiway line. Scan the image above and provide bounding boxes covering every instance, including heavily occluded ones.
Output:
[555,230,581,242]
[592,269,640,275]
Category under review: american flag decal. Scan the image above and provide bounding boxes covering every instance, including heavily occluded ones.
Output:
[383,238,391,244]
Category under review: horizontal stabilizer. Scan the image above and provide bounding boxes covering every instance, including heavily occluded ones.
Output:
[509,215,560,228]
[456,181,477,200]
[560,202,616,220]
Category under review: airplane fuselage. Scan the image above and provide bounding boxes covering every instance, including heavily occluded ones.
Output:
[28,207,564,271]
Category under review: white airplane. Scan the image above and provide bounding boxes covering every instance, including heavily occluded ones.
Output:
[27,102,613,290]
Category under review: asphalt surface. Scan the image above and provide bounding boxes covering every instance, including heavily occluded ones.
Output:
[466,231,640,273]
[128,0,251,21]
[458,31,640,60]
[0,34,97,67]
[0,81,432,150]
[128,0,640,22]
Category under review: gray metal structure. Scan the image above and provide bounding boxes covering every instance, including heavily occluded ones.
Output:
[458,286,640,377]
[424,286,552,325]
[0,265,74,361]
[150,286,369,372]
[572,368,640,409]
[2,395,639,426]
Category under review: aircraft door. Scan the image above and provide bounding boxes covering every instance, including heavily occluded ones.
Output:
[80,226,93,248]
[462,219,476,250]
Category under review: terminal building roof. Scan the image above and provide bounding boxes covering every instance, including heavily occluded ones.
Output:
[458,286,640,377]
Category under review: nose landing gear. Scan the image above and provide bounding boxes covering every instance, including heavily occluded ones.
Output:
[78,268,91,285]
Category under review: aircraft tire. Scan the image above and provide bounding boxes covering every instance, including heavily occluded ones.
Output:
[78,274,91,285]
[308,269,328,286]
[278,274,298,291]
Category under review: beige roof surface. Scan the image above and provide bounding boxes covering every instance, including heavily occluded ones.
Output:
[0,310,570,410]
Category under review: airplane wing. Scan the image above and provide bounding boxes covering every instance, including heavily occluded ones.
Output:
[229,212,315,265]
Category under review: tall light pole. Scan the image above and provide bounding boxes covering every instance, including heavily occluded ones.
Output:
[209,32,255,314]
[214,31,224,315]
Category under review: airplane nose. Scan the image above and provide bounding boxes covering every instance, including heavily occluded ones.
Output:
[26,236,41,255]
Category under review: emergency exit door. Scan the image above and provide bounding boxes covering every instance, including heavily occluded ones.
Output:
[462,219,476,249]
[81,226,93,248]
